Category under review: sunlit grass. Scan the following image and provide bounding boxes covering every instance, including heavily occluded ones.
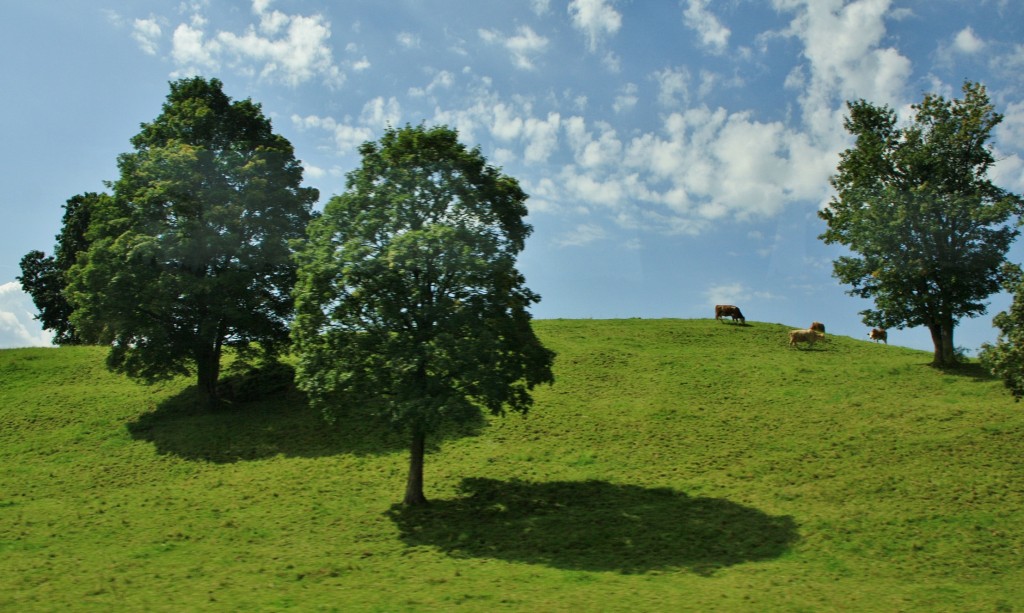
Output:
[1,320,1022,611]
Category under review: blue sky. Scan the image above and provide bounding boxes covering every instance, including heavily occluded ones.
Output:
[2,0,1023,355]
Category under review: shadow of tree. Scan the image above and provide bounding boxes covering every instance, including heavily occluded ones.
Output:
[387,477,799,575]
[126,387,484,463]
[936,362,998,381]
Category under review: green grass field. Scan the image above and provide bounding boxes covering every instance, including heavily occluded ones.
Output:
[2,319,1022,611]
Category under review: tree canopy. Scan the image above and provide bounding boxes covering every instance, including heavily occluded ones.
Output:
[67,77,318,401]
[292,124,555,506]
[819,82,1022,366]
[18,192,111,345]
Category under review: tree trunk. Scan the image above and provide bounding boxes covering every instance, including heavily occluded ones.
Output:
[195,342,222,406]
[941,316,957,367]
[403,428,428,506]
[928,324,945,366]
[928,320,958,367]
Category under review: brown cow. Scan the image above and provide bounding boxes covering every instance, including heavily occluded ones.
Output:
[869,328,887,344]
[809,321,825,333]
[714,304,745,324]
[789,329,824,348]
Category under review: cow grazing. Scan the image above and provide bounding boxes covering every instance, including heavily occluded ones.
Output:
[869,328,888,344]
[809,321,825,333]
[789,329,824,348]
[715,304,746,324]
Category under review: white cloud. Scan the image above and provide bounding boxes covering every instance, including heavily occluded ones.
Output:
[522,112,562,164]
[168,3,343,86]
[491,103,524,141]
[397,32,421,49]
[291,114,374,152]
[565,119,622,168]
[653,66,690,108]
[682,0,731,54]
[0,282,52,349]
[360,97,402,128]
[952,26,985,54]
[997,101,1024,151]
[480,26,549,70]
[704,282,747,307]
[531,0,551,16]
[613,83,638,113]
[302,163,326,179]
[568,0,622,52]
[132,18,162,55]
[409,70,455,97]
[171,22,221,74]
[992,153,1024,195]
[556,223,608,247]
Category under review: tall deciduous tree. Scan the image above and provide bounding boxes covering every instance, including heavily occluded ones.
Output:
[18,192,111,345]
[819,82,1022,366]
[68,77,318,401]
[292,124,555,506]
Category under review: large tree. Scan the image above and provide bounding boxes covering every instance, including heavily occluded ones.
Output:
[18,192,112,345]
[819,82,1022,366]
[292,124,555,506]
[67,77,318,401]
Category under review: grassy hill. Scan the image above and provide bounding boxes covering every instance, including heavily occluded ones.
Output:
[2,319,1022,611]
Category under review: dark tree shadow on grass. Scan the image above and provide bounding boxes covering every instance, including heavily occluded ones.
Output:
[931,361,998,382]
[387,477,798,575]
[127,386,484,463]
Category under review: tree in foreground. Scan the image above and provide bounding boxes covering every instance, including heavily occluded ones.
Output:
[68,77,318,402]
[980,267,1024,400]
[18,192,112,345]
[819,82,1022,366]
[292,124,555,506]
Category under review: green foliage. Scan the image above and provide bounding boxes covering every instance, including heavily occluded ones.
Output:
[819,81,1023,366]
[3,320,1024,611]
[17,192,111,345]
[980,267,1024,400]
[67,77,318,400]
[292,124,554,504]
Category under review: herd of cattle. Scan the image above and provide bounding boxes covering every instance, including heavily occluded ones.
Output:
[714,304,888,349]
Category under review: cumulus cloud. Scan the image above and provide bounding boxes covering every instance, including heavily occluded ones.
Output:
[408,70,455,97]
[479,25,549,70]
[952,26,985,54]
[168,1,343,86]
[291,114,374,152]
[360,97,402,128]
[613,83,638,113]
[997,101,1024,151]
[132,18,162,55]
[682,0,731,54]
[653,66,690,108]
[0,282,52,349]
[568,0,622,52]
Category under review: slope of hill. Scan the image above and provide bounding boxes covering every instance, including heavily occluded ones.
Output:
[1,319,1022,611]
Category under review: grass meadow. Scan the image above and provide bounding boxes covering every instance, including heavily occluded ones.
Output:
[1,319,1023,611]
